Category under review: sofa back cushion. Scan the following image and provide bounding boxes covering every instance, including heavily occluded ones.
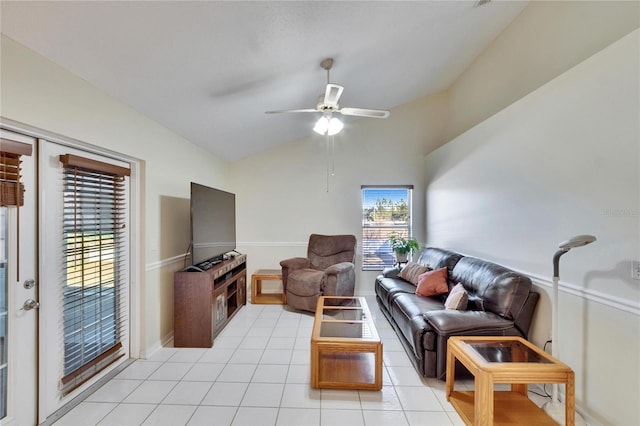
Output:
[415,248,464,288]
[450,256,532,320]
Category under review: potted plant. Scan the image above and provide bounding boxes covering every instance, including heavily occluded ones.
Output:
[389,233,420,263]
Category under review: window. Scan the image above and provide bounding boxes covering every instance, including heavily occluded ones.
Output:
[60,154,130,394]
[361,186,413,271]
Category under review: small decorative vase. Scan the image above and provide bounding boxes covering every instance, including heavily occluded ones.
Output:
[394,252,409,263]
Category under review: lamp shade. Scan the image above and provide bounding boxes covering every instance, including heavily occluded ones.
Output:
[327,117,343,135]
[558,234,596,250]
[313,116,329,135]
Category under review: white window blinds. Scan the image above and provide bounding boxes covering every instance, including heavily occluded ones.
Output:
[361,186,413,271]
[59,154,130,394]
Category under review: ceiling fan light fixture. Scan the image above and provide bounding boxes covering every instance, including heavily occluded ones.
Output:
[327,117,343,135]
[313,116,343,136]
[313,116,329,135]
[267,58,388,137]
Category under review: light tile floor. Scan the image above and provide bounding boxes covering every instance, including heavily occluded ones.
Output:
[53,296,548,426]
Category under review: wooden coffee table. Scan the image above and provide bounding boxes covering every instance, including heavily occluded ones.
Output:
[310,296,382,390]
[446,336,575,426]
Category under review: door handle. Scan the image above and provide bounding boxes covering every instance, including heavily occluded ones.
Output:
[21,299,40,311]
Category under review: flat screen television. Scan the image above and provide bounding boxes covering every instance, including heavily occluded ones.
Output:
[190,182,236,268]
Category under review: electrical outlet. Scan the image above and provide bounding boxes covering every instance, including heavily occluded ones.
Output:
[633,261,640,280]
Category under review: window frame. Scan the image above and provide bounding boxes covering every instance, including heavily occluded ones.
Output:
[361,185,414,271]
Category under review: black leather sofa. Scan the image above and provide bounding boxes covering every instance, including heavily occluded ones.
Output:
[375,247,540,379]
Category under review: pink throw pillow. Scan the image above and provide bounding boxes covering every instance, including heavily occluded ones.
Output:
[415,267,449,297]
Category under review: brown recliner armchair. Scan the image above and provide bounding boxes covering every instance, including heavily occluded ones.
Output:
[280,234,357,312]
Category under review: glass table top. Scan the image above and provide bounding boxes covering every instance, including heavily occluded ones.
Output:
[319,321,374,339]
[315,297,378,340]
[466,340,552,364]
[322,307,366,321]
[321,297,362,308]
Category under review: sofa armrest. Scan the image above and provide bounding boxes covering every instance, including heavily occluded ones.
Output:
[323,262,355,297]
[280,257,310,270]
[381,266,401,279]
[325,261,354,276]
[424,310,515,336]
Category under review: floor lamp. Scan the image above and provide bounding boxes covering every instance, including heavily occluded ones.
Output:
[543,234,596,425]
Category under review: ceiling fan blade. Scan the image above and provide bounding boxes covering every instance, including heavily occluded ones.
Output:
[324,84,344,106]
[339,107,390,119]
[265,109,318,114]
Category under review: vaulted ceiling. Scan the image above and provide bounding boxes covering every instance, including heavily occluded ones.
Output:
[0,1,528,161]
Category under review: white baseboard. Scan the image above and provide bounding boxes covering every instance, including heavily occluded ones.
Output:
[141,332,174,359]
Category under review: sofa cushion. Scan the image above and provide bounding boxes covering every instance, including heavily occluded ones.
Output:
[375,277,416,312]
[414,248,464,291]
[287,268,324,297]
[390,293,443,356]
[415,267,449,297]
[451,256,532,320]
[415,248,464,270]
[425,310,517,336]
[444,283,468,310]
[398,261,429,285]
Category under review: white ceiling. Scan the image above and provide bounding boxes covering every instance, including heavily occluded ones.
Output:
[0,1,528,162]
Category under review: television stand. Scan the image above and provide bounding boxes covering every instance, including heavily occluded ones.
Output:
[174,254,247,347]
[190,258,223,271]
[183,265,205,273]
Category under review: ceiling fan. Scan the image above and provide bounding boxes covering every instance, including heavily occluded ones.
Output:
[266,58,390,135]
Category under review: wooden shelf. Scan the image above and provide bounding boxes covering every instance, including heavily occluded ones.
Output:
[253,292,286,304]
[316,352,377,390]
[450,391,556,426]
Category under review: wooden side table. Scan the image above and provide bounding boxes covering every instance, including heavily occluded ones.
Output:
[251,269,286,304]
[446,336,575,426]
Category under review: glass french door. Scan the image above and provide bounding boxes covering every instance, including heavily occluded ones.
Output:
[0,126,137,424]
[39,139,131,421]
[1,129,38,426]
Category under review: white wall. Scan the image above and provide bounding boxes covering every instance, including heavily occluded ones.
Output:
[425,30,639,426]
[232,91,448,294]
[0,35,232,353]
[445,0,640,142]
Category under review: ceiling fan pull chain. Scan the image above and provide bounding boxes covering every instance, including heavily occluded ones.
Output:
[325,134,336,193]
[330,135,335,177]
[325,136,330,193]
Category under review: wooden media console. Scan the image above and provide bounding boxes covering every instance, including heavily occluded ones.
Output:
[174,254,247,347]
